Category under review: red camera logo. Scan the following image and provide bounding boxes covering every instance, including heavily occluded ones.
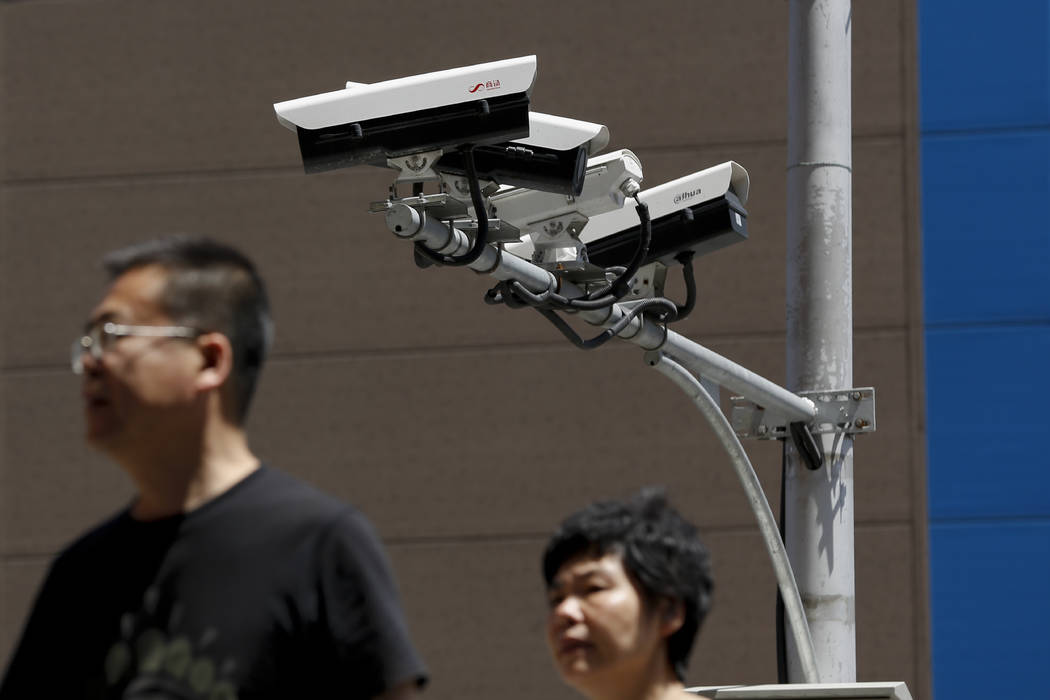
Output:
[469,79,502,94]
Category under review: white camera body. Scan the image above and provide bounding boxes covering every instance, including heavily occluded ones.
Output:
[274,56,536,132]
[516,112,609,155]
[274,57,536,173]
[582,161,750,268]
[273,56,610,196]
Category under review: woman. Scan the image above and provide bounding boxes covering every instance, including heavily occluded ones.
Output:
[543,489,713,700]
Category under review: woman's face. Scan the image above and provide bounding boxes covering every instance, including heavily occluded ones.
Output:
[546,552,673,694]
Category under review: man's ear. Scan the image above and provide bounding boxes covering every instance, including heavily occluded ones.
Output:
[194,332,234,393]
[659,598,686,638]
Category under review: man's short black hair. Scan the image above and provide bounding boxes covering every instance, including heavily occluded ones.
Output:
[542,487,713,681]
[102,236,273,423]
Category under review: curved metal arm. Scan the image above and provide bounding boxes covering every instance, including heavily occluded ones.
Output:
[646,351,821,685]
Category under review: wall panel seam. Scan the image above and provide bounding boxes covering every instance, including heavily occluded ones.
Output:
[1,133,907,189]
[0,325,913,375]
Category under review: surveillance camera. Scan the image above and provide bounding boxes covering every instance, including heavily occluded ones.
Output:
[491,149,643,269]
[274,56,536,173]
[580,161,750,268]
[434,112,610,197]
[515,111,610,156]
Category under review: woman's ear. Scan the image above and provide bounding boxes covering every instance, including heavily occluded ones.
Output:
[194,332,234,393]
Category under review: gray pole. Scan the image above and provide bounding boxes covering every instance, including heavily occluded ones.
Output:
[785,0,856,683]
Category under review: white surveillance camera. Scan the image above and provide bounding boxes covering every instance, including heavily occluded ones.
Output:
[435,112,610,196]
[492,149,644,268]
[516,112,609,156]
[273,56,536,173]
[581,161,750,268]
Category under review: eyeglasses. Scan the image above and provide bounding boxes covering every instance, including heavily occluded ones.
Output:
[72,322,202,375]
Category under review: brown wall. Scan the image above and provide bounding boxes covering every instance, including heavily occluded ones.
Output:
[0,1,929,698]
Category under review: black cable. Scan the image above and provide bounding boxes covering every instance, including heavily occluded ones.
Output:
[483,287,503,305]
[534,298,677,350]
[584,199,651,302]
[512,281,617,311]
[776,440,788,683]
[790,421,824,470]
[478,192,664,350]
[483,198,649,316]
[413,146,489,267]
[566,293,621,310]
[536,308,616,349]
[671,251,697,322]
[496,280,534,309]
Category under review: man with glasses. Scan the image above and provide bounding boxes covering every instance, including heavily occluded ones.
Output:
[1,237,426,699]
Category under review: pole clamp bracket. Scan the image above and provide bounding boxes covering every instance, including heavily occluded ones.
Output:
[731,387,876,440]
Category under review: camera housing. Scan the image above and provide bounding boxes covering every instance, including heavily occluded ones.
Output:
[274,56,536,173]
[434,112,609,196]
[581,161,750,268]
[492,149,643,269]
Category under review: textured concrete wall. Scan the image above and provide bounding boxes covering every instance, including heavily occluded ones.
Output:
[0,1,928,698]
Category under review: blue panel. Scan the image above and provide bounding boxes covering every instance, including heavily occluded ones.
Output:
[928,521,1050,699]
[919,0,1050,131]
[920,4,1050,700]
[921,130,1050,325]
[926,325,1050,520]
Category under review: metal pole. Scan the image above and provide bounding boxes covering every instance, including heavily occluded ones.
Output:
[785,0,856,683]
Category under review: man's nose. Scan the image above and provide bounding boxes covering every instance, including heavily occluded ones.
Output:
[78,349,104,376]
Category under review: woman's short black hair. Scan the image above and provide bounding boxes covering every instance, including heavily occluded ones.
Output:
[542,487,713,681]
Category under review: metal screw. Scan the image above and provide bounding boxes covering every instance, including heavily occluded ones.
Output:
[854,418,869,429]
[851,391,862,401]
[406,154,428,172]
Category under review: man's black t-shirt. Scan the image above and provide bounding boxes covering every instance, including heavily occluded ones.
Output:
[0,467,426,699]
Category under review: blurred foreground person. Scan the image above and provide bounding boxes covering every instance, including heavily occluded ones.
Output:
[1,237,425,699]
[543,489,713,700]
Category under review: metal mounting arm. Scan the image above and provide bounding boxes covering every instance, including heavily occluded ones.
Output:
[383,202,819,423]
[645,351,821,685]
